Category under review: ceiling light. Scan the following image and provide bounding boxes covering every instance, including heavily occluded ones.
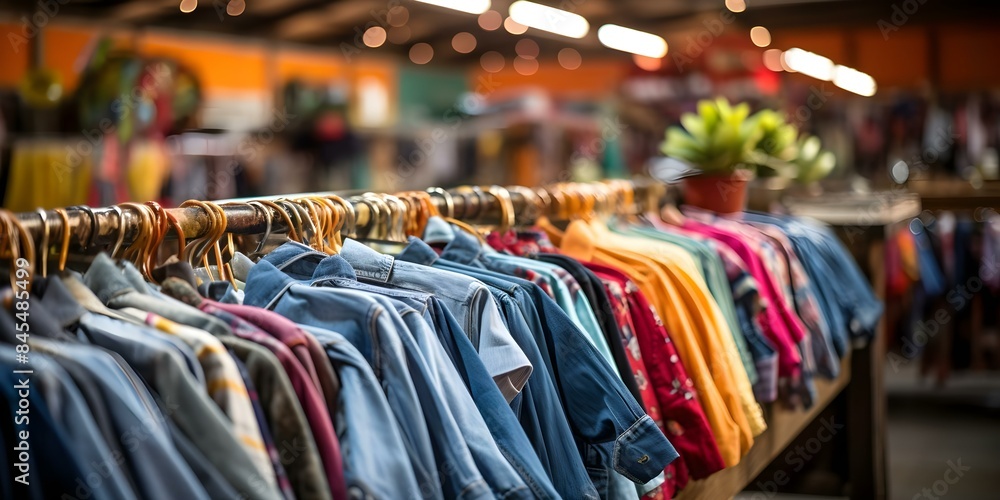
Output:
[725,0,746,13]
[509,1,589,39]
[597,24,667,58]
[633,54,662,71]
[409,43,434,64]
[514,56,539,76]
[413,0,490,15]
[762,49,784,72]
[833,65,877,96]
[504,17,528,35]
[558,48,581,70]
[516,38,539,59]
[750,26,771,47]
[364,27,387,48]
[388,6,409,27]
[226,0,245,16]
[179,0,197,13]
[781,48,834,80]
[481,51,506,72]
[478,10,503,31]
[452,32,477,53]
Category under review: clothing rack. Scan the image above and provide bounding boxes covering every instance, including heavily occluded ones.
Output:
[9,180,667,253]
[1,178,890,499]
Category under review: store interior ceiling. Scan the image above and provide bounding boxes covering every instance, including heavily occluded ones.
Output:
[6,0,1000,64]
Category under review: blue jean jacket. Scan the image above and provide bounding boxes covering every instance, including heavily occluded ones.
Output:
[245,262,490,499]
[263,242,555,499]
[398,237,679,492]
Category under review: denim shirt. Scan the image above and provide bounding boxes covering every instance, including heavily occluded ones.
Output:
[262,243,555,498]
[337,239,532,403]
[741,213,883,347]
[36,337,212,500]
[398,237,679,489]
[243,261,492,500]
[72,312,280,500]
[308,327,423,499]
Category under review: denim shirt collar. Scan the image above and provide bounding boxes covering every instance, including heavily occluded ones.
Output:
[311,255,358,282]
[440,229,486,265]
[84,253,139,304]
[339,239,395,282]
[37,276,86,329]
[243,259,300,311]
[262,241,329,281]
[397,236,440,266]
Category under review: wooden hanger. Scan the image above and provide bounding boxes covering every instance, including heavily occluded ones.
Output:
[34,209,49,277]
[53,208,71,273]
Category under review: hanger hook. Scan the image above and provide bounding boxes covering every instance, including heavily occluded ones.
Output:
[53,208,72,272]
[487,185,515,233]
[427,187,455,219]
[109,206,127,259]
[35,209,49,277]
[247,201,273,255]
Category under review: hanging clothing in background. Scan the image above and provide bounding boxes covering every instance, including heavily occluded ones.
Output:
[4,139,93,212]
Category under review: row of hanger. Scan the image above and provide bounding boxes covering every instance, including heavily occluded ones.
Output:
[0,180,659,290]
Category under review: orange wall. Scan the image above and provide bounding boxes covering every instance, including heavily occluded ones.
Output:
[468,60,627,99]
[0,21,351,96]
[137,32,270,97]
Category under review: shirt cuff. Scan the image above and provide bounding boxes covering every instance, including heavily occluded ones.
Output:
[613,414,680,484]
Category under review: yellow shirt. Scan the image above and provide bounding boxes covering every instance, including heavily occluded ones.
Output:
[588,221,766,439]
[542,219,757,466]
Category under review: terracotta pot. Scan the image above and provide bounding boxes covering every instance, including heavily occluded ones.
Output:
[682,170,753,214]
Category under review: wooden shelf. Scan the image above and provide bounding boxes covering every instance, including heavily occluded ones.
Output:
[675,351,852,500]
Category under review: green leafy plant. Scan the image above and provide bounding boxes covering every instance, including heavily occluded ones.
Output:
[793,134,837,183]
[745,109,799,178]
[662,97,837,182]
[661,98,762,175]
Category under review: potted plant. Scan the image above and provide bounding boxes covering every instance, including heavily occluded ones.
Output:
[661,98,764,213]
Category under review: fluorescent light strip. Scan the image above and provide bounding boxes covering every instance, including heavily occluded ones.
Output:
[833,65,877,96]
[508,1,589,39]
[597,24,667,58]
[781,48,834,81]
[414,0,491,15]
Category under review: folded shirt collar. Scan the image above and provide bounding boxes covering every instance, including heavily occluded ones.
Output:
[397,236,440,266]
[243,259,300,310]
[339,239,395,283]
